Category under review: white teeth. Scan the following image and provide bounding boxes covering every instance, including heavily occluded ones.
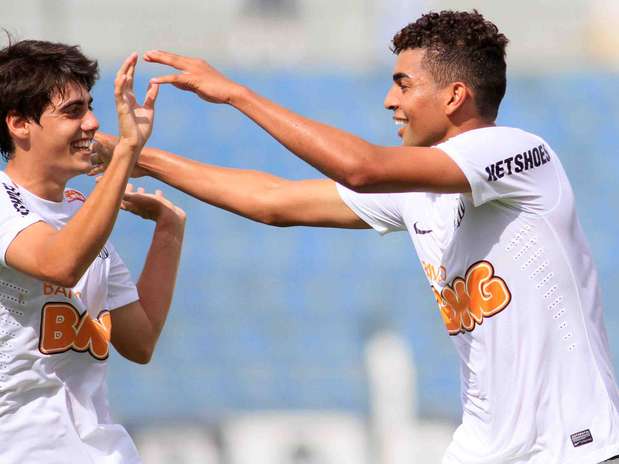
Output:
[72,139,93,150]
[394,120,407,126]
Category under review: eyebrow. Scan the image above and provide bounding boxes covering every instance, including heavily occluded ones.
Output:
[393,72,413,83]
[57,96,93,112]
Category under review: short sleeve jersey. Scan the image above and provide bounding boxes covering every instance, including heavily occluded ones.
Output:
[337,127,619,464]
[0,172,141,463]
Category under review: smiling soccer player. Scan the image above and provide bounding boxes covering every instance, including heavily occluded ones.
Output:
[97,10,619,464]
[0,40,186,463]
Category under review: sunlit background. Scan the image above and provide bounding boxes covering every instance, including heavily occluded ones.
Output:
[4,0,619,462]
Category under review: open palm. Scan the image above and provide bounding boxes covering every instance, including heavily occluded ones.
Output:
[114,53,159,151]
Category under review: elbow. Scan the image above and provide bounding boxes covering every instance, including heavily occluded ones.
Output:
[251,189,295,228]
[38,263,83,289]
[341,172,374,192]
[332,148,383,193]
[126,345,155,365]
[258,210,295,228]
[131,351,153,365]
[338,162,379,193]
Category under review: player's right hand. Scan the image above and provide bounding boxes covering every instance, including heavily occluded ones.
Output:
[114,53,159,154]
[143,50,243,105]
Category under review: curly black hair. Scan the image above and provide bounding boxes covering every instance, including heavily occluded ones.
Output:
[0,38,99,160]
[392,10,508,120]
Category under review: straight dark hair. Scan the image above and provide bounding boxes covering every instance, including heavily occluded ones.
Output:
[0,38,99,160]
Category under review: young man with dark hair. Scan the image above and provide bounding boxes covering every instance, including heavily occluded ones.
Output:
[98,10,618,463]
[0,40,186,462]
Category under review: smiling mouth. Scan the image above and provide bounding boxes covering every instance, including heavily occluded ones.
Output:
[394,119,408,138]
[70,139,94,152]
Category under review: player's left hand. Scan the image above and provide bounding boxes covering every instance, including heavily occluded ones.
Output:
[143,50,244,104]
[121,184,186,227]
[114,53,159,154]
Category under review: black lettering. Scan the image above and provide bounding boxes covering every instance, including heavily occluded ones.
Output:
[524,150,534,170]
[503,157,514,175]
[495,160,505,178]
[514,154,524,173]
[540,144,551,164]
[3,183,29,217]
[545,145,551,161]
[532,147,541,167]
[485,164,497,182]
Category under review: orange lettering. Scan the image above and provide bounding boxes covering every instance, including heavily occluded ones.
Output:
[74,311,112,360]
[423,261,447,283]
[39,303,79,354]
[43,283,54,295]
[433,286,460,334]
[54,286,69,297]
[435,261,511,335]
[39,303,112,360]
[466,261,511,318]
[42,284,81,300]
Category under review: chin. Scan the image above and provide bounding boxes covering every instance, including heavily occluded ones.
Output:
[69,161,93,177]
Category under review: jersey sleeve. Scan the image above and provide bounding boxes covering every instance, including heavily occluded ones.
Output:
[437,127,559,211]
[0,180,44,267]
[105,243,139,310]
[336,183,406,234]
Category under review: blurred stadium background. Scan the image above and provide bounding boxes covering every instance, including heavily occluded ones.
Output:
[4,0,619,462]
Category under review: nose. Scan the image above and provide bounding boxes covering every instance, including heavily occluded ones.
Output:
[81,110,99,134]
[384,83,399,111]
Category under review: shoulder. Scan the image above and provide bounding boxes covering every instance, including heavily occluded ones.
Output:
[440,126,545,150]
[437,126,556,168]
[0,172,32,218]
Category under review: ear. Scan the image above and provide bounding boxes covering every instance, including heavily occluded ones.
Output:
[6,111,31,143]
[444,82,469,116]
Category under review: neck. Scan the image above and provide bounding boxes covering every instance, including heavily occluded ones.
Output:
[5,154,68,202]
[441,117,495,144]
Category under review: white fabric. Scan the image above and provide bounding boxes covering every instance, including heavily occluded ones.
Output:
[0,172,141,463]
[337,126,619,464]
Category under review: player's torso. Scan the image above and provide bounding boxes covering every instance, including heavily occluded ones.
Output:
[0,187,114,415]
[402,169,619,463]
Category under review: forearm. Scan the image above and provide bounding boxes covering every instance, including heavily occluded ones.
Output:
[41,144,137,285]
[138,146,287,223]
[230,87,381,188]
[135,216,184,344]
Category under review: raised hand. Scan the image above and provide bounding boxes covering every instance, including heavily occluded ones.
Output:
[121,184,186,227]
[143,50,243,104]
[114,53,159,153]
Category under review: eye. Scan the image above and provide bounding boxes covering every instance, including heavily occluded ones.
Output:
[64,104,89,118]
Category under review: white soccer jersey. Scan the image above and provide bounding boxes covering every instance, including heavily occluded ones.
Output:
[337,126,619,464]
[0,171,141,463]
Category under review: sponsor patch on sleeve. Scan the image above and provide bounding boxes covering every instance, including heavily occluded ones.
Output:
[2,182,30,216]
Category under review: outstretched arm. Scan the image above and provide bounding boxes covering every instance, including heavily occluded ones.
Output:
[111,186,185,364]
[93,134,368,229]
[143,50,469,194]
[5,54,158,287]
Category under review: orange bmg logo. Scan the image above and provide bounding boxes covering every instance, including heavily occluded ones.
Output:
[39,303,112,360]
[433,261,511,335]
